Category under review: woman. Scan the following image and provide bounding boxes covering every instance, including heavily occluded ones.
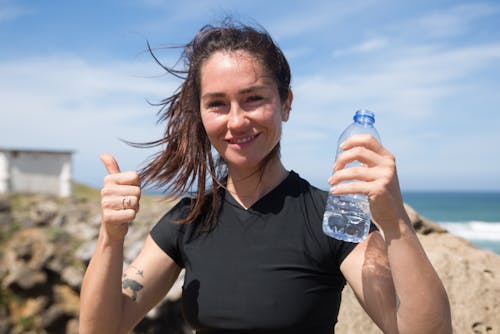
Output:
[79,22,452,333]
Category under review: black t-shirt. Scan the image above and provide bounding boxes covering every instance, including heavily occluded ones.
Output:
[151,171,360,333]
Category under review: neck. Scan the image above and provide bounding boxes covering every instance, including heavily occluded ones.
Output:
[226,158,288,209]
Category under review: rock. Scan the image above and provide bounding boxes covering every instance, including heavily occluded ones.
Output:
[61,266,84,290]
[0,318,10,334]
[53,284,80,316]
[8,296,48,326]
[336,205,500,334]
[2,266,47,291]
[46,256,65,273]
[51,213,66,227]
[64,221,99,241]
[30,199,59,226]
[40,305,67,330]
[405,203,447,234]
[421,233,500,334]
[0,195,10,212]
[35,285,80,331]
[75,240,96,263]
[65,319,79,334]
[2,192,499,334]
[1,228,54,290]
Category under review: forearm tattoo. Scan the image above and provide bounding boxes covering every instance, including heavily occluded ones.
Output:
[122,266,145,301]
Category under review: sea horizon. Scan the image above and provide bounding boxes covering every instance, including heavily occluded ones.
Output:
[402,190,500,254]
[119,184,500,255]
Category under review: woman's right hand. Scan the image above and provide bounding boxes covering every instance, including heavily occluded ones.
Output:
[99,153,141,241]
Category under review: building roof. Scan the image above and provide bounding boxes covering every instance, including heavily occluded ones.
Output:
[0,148,74,155]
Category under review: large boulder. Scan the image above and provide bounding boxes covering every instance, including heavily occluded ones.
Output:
[337,206,500,334]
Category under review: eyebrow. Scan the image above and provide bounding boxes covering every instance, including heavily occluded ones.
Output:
[201,85,269,101]
[239,85,268,95]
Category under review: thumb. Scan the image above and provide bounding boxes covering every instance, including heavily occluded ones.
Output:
[99,153,121,174]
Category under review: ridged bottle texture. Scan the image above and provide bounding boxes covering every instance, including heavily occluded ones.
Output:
[322,110,381,243]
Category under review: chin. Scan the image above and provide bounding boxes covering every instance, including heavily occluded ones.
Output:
[226,157,263,172]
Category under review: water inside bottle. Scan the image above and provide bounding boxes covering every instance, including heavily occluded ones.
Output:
[322,194,371,243]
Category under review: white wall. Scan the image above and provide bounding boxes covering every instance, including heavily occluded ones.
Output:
[0,153,9,193]
[0,150,72,197]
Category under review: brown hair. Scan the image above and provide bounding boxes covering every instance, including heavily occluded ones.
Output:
[136,20,291,226]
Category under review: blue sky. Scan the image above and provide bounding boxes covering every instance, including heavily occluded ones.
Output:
[1,0,500,191]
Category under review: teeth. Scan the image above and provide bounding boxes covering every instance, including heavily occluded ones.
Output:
[230,135,255,144]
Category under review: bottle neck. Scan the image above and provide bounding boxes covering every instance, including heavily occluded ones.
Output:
[354,116,375,126]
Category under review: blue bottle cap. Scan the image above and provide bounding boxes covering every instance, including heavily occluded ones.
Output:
[354,109,375,125]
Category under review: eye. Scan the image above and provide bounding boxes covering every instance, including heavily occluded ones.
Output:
[247,95,263,103]
[206,100,226,110]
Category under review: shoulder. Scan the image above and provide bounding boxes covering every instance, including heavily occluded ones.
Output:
[150,197,195,241]
[288,170,328,207]
[149,197,197,267]
[289,170,326,192]
[164,197,194,220]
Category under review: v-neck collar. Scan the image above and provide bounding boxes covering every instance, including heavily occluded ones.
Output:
[223,171,297,214]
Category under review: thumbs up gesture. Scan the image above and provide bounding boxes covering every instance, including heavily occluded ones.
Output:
[99,153,141,241]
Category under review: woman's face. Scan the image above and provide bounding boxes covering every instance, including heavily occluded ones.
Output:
[199,50,291,173]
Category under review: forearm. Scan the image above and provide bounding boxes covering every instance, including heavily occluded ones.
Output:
[79,228,126,334]
[384,216,452,333]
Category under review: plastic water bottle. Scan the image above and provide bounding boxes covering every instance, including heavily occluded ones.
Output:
[322,110,381,243]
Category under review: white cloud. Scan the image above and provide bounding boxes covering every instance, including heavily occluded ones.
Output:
[298,42,500,117]
[0,55,180,184]
[266,0,378,40]
[2,0,500,190]
[333,37,389,57]
[399,2,500,39]
[281,41,500,189]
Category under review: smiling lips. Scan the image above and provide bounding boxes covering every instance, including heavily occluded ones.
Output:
[226,133,260,145]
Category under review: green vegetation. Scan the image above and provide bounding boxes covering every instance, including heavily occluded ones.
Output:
[19,315,35,331]
[72,182,100,201]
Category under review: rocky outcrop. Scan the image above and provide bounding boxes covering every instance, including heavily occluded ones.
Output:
[337,224,500,334]
[0,192,180,334]
[0,191,499,333]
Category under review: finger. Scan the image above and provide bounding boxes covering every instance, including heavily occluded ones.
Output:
[103,172,141,187]
[100,153,121,174]
[329,180,375,196]
[101,195,140,211]
[101,184,141,197]
[328,166,377,185]
[340,134,384,153]
[335,146,381,171]
[102,208,137,225]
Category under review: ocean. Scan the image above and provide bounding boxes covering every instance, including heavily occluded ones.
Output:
[402,191,500,254]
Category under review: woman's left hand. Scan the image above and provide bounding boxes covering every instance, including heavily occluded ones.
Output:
[327,134,408,233]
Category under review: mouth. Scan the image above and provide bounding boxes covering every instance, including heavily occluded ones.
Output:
[226,134,260,145]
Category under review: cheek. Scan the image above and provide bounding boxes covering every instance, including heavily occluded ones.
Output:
[201,113,224,142]
[262,109,284,132]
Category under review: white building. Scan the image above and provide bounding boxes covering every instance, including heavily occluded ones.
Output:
[0,148,73,197]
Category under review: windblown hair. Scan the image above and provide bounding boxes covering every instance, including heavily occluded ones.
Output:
[136,20,291,226]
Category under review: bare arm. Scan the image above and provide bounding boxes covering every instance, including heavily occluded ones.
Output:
[118,235,181,333]
[333,135,452,333]
[79,154,181,334]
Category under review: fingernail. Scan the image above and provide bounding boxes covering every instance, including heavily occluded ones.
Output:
[339,141,347,149]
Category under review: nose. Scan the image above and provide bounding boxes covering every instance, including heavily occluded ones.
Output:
[227,103,248,131]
